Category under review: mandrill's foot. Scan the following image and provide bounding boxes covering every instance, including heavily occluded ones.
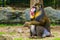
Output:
[46,34,54,37]
[29,36,37,39]
[29,36,34,38]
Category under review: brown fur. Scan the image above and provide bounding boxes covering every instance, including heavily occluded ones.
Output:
[29,3,51,37]
[36,26,44,38]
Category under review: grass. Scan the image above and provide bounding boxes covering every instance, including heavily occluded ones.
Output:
[53,32,59,36]
[0,32,6,35]
[14,37,60,40]
[51,23,56,26]
[53,38,60,40]
[0,23,59,40]
[0,31,59,40]
[9,32,16,35]
[0,24,23,27]
[14,37,32,40]
[0,23,59,27]
[14,37,23,40]
[51,23,60,27]
[0,32,17,36]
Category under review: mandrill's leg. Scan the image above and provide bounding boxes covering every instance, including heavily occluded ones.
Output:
[44,21,54,37]
[30,25,37,37]
[36,26,44,38]
[44,21,51,33]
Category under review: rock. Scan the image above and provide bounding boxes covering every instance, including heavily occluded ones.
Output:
[7,28,14,33]
[44,7,60,23]
[16,28,23,33]
[26,29,30,33]
[0,35,5,40]
[24,8,30,21]
[0,7,60,23]
[0,7,25,23]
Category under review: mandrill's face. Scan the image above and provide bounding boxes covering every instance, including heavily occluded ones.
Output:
[30,4,42,19]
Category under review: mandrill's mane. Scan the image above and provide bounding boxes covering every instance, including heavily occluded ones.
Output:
[34,4,45,22]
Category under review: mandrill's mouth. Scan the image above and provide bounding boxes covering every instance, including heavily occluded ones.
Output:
[30,7,36,16]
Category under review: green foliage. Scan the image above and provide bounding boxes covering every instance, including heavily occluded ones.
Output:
[0,0,6,6]
[44,0,60,8]
[53,38,60,40]
[6,0,30,7]
[0,0,2,5]
[44,0,52,7]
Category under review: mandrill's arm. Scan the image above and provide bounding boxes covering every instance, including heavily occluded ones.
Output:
[23,21,40,27]
[30,20,40,25]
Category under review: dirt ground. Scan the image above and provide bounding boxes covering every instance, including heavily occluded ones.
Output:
[0,26,60,40]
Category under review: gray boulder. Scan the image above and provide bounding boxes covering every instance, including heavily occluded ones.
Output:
[0,7,25,23]
[44,7,60,23]
[0,7,60,23]
[24,8,30,21]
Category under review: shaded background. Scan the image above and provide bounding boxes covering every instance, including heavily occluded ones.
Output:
[0,0,60,9]
[0,0,60,24]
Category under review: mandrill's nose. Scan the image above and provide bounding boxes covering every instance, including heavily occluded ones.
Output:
[30,7,36,19]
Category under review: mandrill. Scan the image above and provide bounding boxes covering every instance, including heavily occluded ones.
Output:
[29,3,52,38]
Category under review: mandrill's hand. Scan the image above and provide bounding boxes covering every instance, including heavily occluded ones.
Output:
[23,22,31,27]
[23,21,40,27]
